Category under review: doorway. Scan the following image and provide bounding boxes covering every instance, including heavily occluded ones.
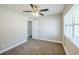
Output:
[28,21,32,40]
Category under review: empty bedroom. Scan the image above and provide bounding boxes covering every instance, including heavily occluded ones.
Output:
[0,4,79,55]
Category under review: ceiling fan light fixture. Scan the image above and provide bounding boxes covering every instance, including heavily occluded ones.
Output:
[23,4,48,16]
[32,12,39,16]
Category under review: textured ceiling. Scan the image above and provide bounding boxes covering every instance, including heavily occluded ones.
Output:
[2,4,66,16]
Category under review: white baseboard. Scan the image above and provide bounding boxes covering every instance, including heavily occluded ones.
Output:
[0,40,28,54]
[33,37,62,44]
[0,37,68,55]
[62,43,69,55]
[33,38,70,54]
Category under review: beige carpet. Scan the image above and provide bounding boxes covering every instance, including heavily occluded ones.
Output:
[1,39,66,55]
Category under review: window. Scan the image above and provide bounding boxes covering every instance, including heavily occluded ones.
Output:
[64,12,73,39]
[64,5,79,48]
[73,15,79,45]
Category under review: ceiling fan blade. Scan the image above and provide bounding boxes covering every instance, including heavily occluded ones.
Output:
[40,9,48,11]
[30,4,34,9]
[39,13,44,16]
[23,11,32,12]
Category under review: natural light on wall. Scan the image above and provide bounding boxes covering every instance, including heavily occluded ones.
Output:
[64,5,79,48]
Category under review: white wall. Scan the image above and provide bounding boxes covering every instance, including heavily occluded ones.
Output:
[0,6,28,54]
[28,21,32,37]
[32,15,62,43]
[63,4,74,16]
[63,4,79,55]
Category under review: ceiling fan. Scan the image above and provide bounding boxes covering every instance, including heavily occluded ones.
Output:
[23,4,49,16]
